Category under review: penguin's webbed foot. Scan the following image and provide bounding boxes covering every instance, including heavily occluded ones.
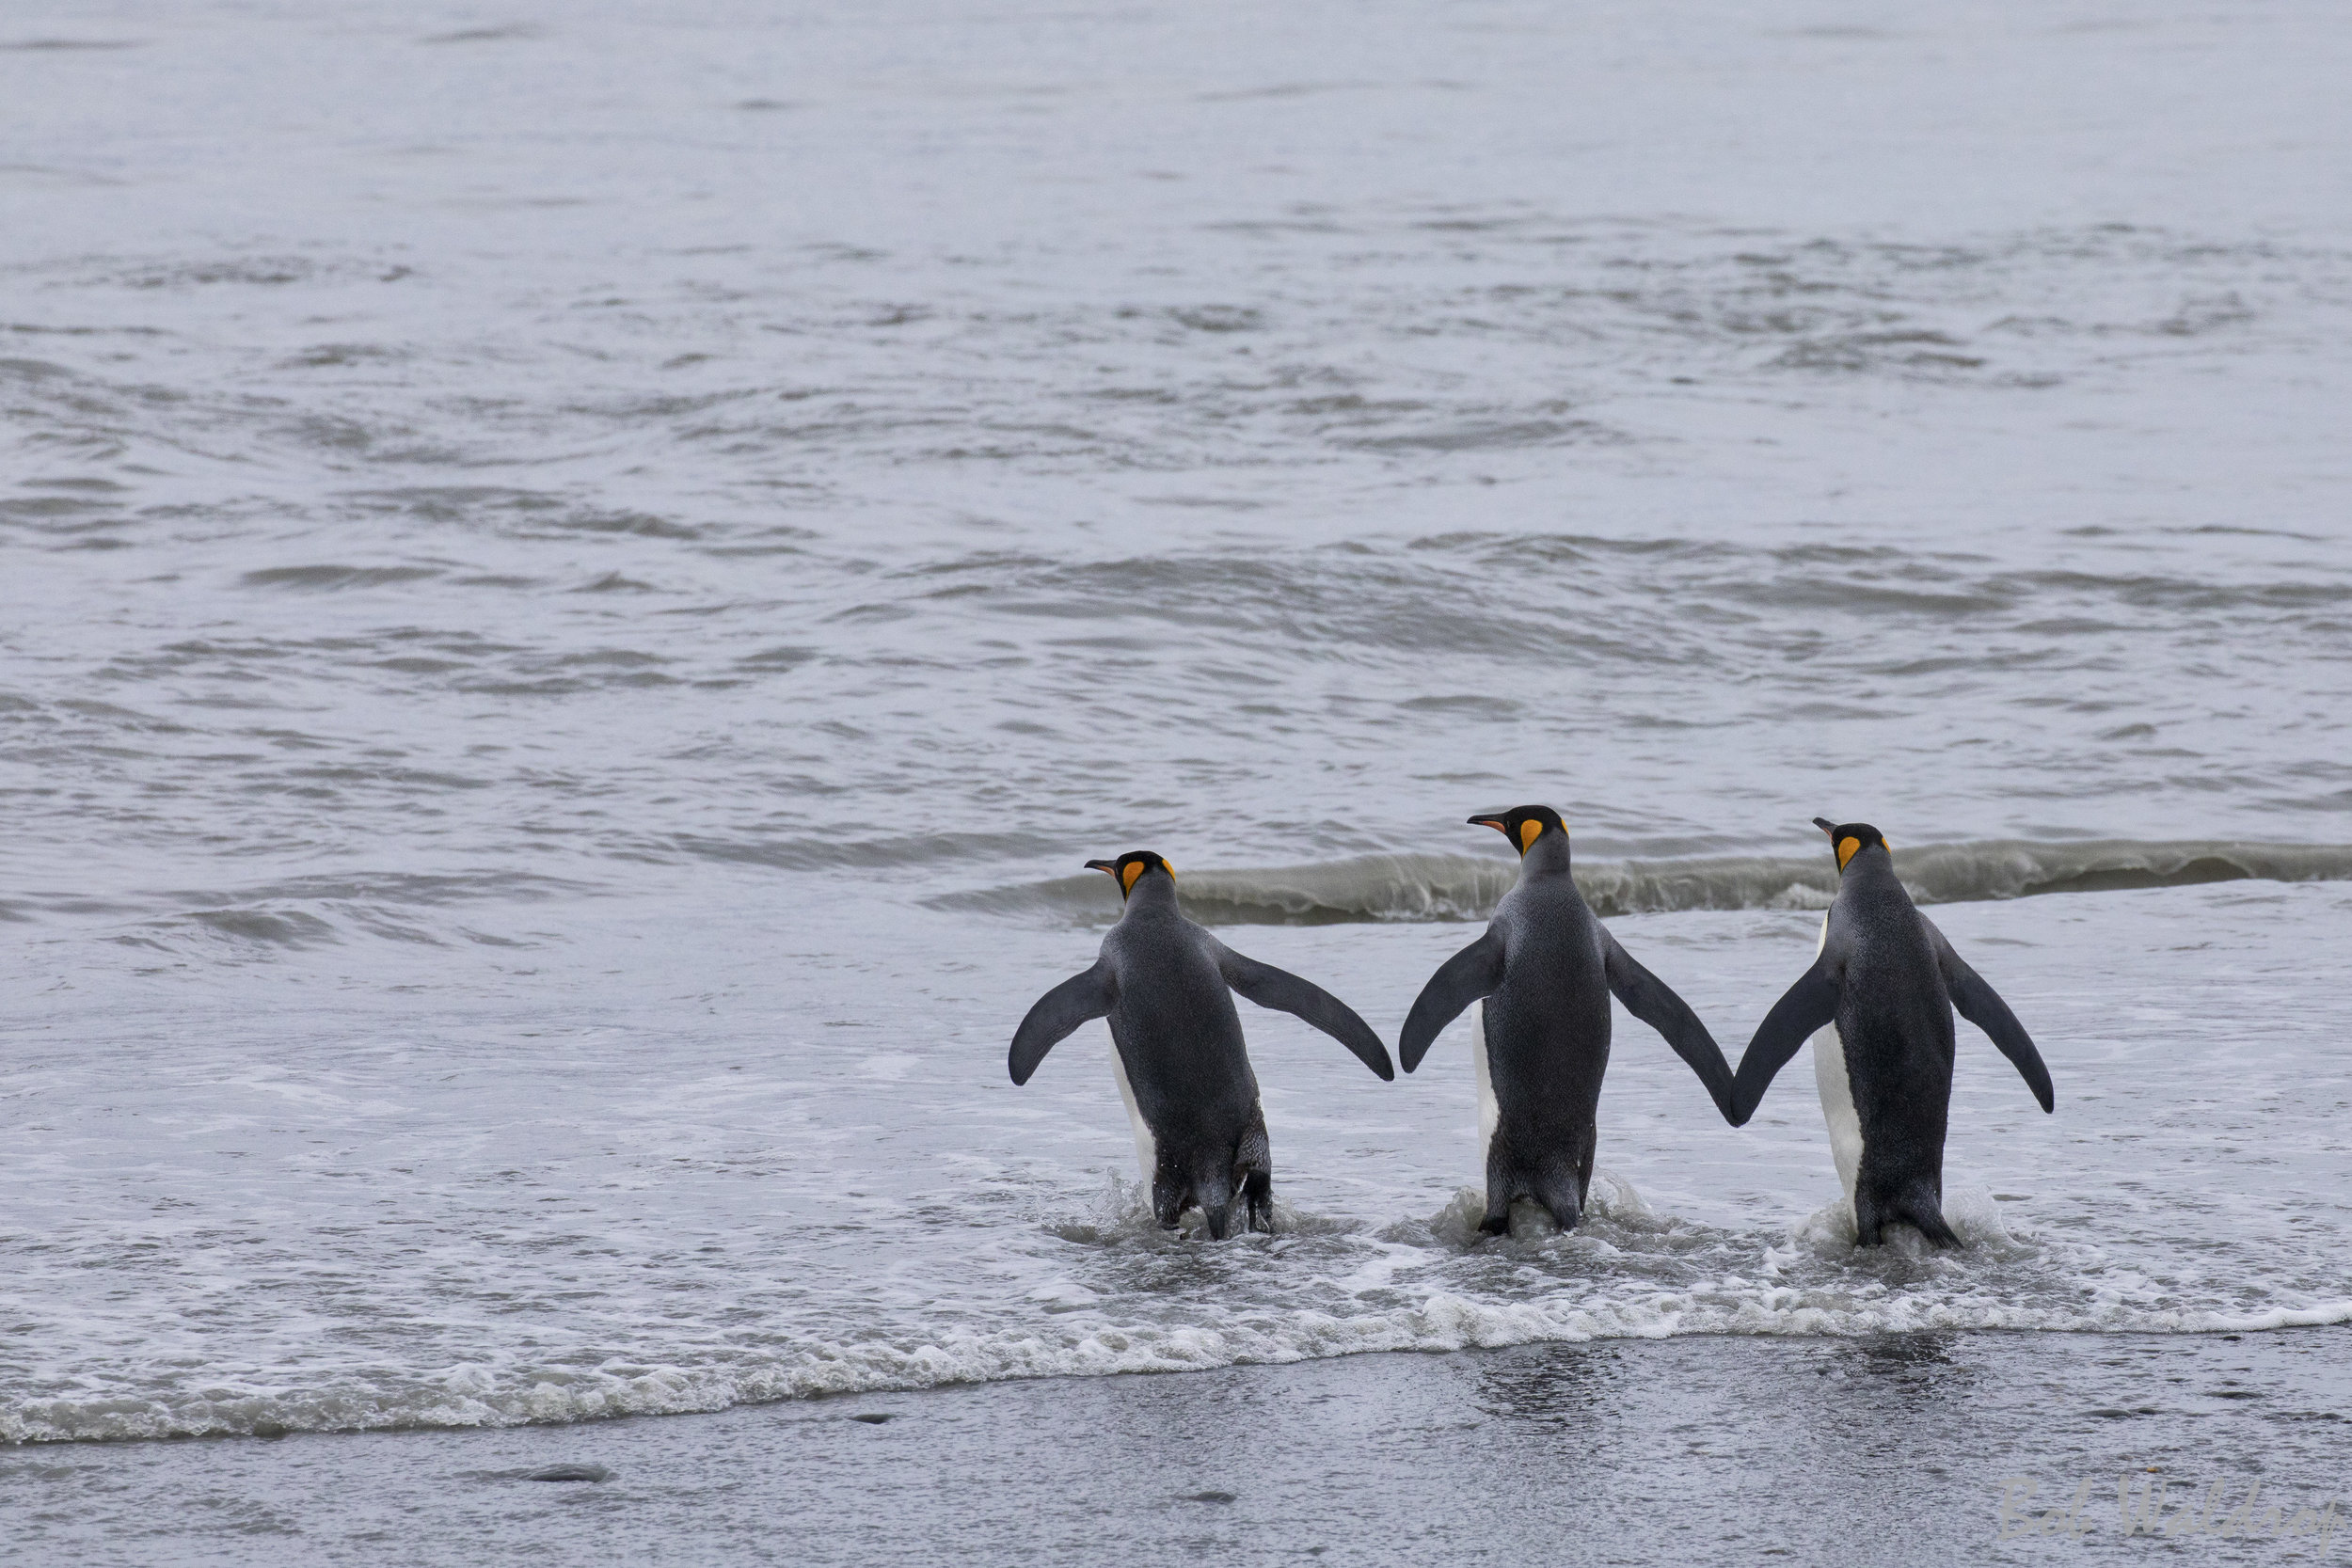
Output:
[1477,1213,1511,1237]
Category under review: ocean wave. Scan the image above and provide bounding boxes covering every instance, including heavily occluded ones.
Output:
[933,838,2352,926]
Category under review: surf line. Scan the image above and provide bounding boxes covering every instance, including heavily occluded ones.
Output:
[1994,1474,2342,1547]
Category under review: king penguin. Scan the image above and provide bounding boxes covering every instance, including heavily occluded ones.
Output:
[1009,850,1394,1239]
[1729,818,2055,1246]
[1398,807,1738,1235]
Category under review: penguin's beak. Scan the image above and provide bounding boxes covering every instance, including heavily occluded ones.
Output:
[1812,816,1837,835]
[1084,859,1119,875]
[1467,813,1510,833]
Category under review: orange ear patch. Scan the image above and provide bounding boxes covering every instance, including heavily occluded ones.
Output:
[1836,836,1861,870]
[1120,860,1147,894]
[1518,819,1542,851]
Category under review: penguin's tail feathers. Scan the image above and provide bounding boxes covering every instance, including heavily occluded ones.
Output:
[1535,1171,1583,1235]
[1892,1180,1962,1249]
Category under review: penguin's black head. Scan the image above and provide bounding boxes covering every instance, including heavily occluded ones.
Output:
[1814,816,1889,873]
[1085,850,1172,899]
[1468,805,1565,857]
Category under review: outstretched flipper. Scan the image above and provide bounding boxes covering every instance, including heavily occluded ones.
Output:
[1924,918,2054,1113]
[1216,946,1394,1080]
[1730,964,1839,1125]
[1602,932,1737,1121]
[1398,927,1506,1072]
[1009,961,1117,1085]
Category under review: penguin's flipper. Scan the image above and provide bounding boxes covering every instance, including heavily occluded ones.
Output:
[1009,961,1117,1085]
[1398,928,1506,1073]
[1924,919,2055,1113]
[1601,933,1737,1121]
[1729,965,1839,1125]
[1215,946,1395,1081]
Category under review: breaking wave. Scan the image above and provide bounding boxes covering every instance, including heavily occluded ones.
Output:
[936,838,2352,926]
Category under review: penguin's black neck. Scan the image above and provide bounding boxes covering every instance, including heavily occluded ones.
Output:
[1120,872,1181,918]
[1836,847,1905,904]
[1518,832,1573,879]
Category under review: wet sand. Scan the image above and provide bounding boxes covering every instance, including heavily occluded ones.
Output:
[11,1328,2347,1565]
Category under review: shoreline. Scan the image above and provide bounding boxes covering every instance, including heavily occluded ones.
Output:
[9,1328,2347,1564]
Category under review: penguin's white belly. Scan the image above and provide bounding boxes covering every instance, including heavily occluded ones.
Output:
[1811,1022,1863,1204]
[1106,1031,1156,1184]
[1472,1000,1499,1174]
[1806,912,1863,1204]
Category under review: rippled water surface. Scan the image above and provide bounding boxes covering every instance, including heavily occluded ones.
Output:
[4,0,2350,1468]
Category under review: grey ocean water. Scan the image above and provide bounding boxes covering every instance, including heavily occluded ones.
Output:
[4,0,2351,1560]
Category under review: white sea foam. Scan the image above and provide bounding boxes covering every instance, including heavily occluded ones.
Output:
[10,1157,2345,1446]
[13,1276,2345,1444]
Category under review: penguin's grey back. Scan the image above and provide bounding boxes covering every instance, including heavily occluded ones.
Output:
[1829,864,1953,1064]
[1483,876,1611,1055]
[1099,894,1258,1130]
